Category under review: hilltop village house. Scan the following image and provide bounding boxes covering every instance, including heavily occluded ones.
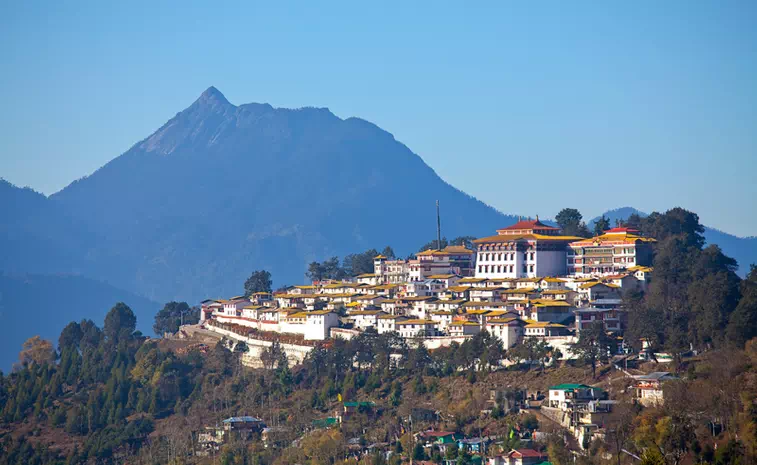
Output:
[199,217,654,361]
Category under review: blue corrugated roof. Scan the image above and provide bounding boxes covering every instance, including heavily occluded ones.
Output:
[223,416,263,423]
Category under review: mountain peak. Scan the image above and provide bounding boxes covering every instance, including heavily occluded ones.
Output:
[196,86,231,107]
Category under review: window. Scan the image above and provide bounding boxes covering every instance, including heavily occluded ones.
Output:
[478,265,482,273]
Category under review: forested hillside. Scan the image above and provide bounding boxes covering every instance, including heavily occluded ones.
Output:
[2,208,757,465]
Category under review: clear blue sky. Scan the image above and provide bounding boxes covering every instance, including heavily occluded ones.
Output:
[1,1,756,236]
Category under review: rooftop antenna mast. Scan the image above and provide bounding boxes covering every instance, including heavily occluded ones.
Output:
[436,200,442,250]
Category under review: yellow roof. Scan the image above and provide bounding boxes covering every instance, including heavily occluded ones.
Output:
[579,282,619,289]
[287,312,308,318]
[416,249,450,256]
[447,285,472,293]
[541,277,565,283]
[397,319,437,325]
[308,310,334,315]
[628,265,654,272]
[487,317,524,325]
[346,302,361,307]
[443,245,474,254]
[541,289,570,295]
[465,309,491,315]
[485,310,513,317]
[243,305,262,310]
[449,321,479,326]
[533,300,572,307]
[570,231,657,246]
[459,277,487,283]
[462,301,509,308]
[427,274,457,279]
[356,273,377,278]
[502,288,534,294]
[374,254,387,259]
[294,285,316,289]
[526,322,568,328]
[432,310,453,315]
[324,283,351,289]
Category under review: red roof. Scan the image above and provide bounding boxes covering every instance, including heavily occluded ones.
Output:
[499,219,559,231]
[604,227,640,234]
[510,449,544,458]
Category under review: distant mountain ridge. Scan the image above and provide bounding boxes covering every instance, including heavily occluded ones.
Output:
[3,87,518,305]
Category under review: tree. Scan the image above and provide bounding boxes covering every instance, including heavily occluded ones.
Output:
[727,265,757,347]
[555,208,591,237]
[593,215,610,236]
[507,338,551,371]
[103,302,136,344]
[639,448,666,465]
[18,336,56,367]
[58,322,83,352]
[306,257,346,282]
[570,321,613,378]
[547,437,573,465]
[520,414,539,431]
[380,246,396,259]
[606,401,636,465]
[625,212,644,230]
[450,236,477,250]
[641,207,705,249]
[412,443,426,461]
[153,301,198,336]
[343,249,379,276]
[244,270,272,296]
[418,237,448,253]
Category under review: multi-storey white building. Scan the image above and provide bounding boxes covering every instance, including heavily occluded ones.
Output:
[473,218,582,279]
[485,317,525,348]
[373,255,410,284]
[567,227,655,276]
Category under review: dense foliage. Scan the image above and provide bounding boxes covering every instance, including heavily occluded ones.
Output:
[2,207,757,465]
[153,301,199,336]
[624,208,745,361]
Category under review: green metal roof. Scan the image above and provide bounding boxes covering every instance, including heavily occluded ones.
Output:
[312,417,338,427]
[344,401,376,407]
[549,383,592,391]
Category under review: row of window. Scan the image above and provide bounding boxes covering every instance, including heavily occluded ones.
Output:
[477,264,535,274]
[478,252,535,262]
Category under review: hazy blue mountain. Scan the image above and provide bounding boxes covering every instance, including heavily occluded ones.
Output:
[44,87,517,302]
[0,272,158,371]
[590,207,757,275]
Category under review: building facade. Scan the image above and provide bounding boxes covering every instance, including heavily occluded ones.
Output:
[473,218,582,279]
[567,227,655,276]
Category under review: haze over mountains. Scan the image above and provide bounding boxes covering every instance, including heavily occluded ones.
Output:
[1,87,755,368]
